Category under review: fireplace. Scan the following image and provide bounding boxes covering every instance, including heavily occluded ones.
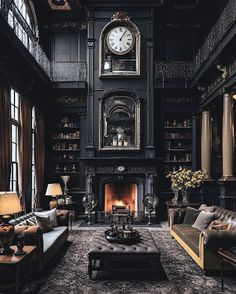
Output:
[82,88,157,222]
[104,182,138,213]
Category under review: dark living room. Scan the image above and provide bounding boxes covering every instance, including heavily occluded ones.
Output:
[0,0,236,293]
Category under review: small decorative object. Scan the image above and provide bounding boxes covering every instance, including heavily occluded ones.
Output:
[166,168,207,204]
[105,224,140,245]
[0,192,22,255]
[61,117,69,127]
[82,193,98,225]
[143,193,159,225]
[45,183,63,209]
[15,233,26,256]
[60,175,70,197]
[171,185,179,204]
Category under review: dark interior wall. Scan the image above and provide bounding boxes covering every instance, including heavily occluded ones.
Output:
[51,29,87,61]
[156,28,194,61]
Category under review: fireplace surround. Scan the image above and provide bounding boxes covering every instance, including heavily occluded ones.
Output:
[82,158,157,221]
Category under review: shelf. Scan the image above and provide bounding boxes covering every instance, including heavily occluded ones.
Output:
[165,149,189,152]
[53,172,80,175]
[164,127,191,130]
[164,138,192,141]
[53,149,80,152]
[107,117,134,123]
[54,127,80,130]
[54,160,80,163]
[164,160,192,163]
[52,138,80,141]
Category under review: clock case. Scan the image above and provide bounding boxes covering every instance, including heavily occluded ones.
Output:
[99,12,141,78]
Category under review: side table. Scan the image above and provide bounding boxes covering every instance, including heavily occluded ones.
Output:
[218,247,236,292]
[57,201,77,230]
[0,245,36,294]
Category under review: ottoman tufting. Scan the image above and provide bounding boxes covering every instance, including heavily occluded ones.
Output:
[88,229,162,279]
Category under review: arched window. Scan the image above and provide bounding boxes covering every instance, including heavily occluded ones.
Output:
[14,0,37,34]
[8,0,38,45]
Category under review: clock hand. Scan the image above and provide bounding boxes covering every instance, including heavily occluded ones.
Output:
[119,30,127,41]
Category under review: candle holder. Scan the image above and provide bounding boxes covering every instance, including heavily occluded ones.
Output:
[15,233,26,256]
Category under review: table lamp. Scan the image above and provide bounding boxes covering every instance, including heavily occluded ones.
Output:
[60,175,70,197]
[46,183,63,209]
[0,192,22,255]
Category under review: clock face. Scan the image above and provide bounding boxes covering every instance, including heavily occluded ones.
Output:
[107,26,134,55]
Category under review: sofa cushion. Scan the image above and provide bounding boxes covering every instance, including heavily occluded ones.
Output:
[27,216,37,226]
[183,207,201,225]
[172,224,200,256]
[43,226,68,253]
[192,211,215,230]
[35,208,58,227]
[199,204,215,213]
[36,215,53,233]
[208,220,232,231]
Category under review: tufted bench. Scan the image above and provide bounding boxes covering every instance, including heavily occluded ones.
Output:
[88,229,161,279]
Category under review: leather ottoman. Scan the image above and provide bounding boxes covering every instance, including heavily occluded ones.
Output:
[88,229,162,279]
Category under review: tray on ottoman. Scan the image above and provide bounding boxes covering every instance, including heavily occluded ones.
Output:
[88,229,163,280]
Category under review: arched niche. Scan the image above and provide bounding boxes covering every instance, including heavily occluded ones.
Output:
[99,91,141,150]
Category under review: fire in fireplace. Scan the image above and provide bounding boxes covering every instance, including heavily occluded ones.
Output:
[104,182,138,212]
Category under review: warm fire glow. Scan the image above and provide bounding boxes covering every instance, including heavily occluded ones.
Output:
[115,200,126,206]
[104,182,138,212]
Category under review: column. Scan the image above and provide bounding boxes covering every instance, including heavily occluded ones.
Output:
[220,93,235,180]
[86,10,95,157]
[192,114,201,170]
[201,111,212,179]
[86,174,93,194]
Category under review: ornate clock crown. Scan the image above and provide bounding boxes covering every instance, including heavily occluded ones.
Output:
[111,11,130,21]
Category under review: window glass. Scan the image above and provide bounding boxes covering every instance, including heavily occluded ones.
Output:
[31,106,36,209]
[10,89,20,192]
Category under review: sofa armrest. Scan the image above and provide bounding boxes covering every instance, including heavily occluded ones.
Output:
[56,210,69,227]
[168,208,186,229]
[14,225,43,246]
[14,225,44,271]
[201,229,236,249]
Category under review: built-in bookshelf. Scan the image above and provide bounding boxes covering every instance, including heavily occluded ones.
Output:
[163,115,192,174]
[51,117,80,175]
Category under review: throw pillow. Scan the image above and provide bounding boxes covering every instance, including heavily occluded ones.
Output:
[192,211,215,230]
[207,220,232,231]
[35,215,53,233]
[26,216,37,226]
[183,207,201,225]
[198,204,215,213]
[17,220,28,226]
[35,208,58,227]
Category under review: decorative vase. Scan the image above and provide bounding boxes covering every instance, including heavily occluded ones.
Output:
[181,189,189,204]
[172,188,179,204]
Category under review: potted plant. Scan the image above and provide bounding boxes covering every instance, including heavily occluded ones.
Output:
[166,168,207,204]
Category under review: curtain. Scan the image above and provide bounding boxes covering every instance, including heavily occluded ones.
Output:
[0,85,11,191]
[18,98,32,212]
[34,109,45,209]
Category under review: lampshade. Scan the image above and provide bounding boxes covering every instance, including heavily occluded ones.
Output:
[61,175,70,185]
[0,192,22,216]
[45,183,63,197]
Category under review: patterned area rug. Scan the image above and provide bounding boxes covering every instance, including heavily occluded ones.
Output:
[24,230,236,294]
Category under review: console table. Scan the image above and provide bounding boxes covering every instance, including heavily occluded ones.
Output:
[0,245,36,294]
[57,201,77,230]
[166,201,201,216]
